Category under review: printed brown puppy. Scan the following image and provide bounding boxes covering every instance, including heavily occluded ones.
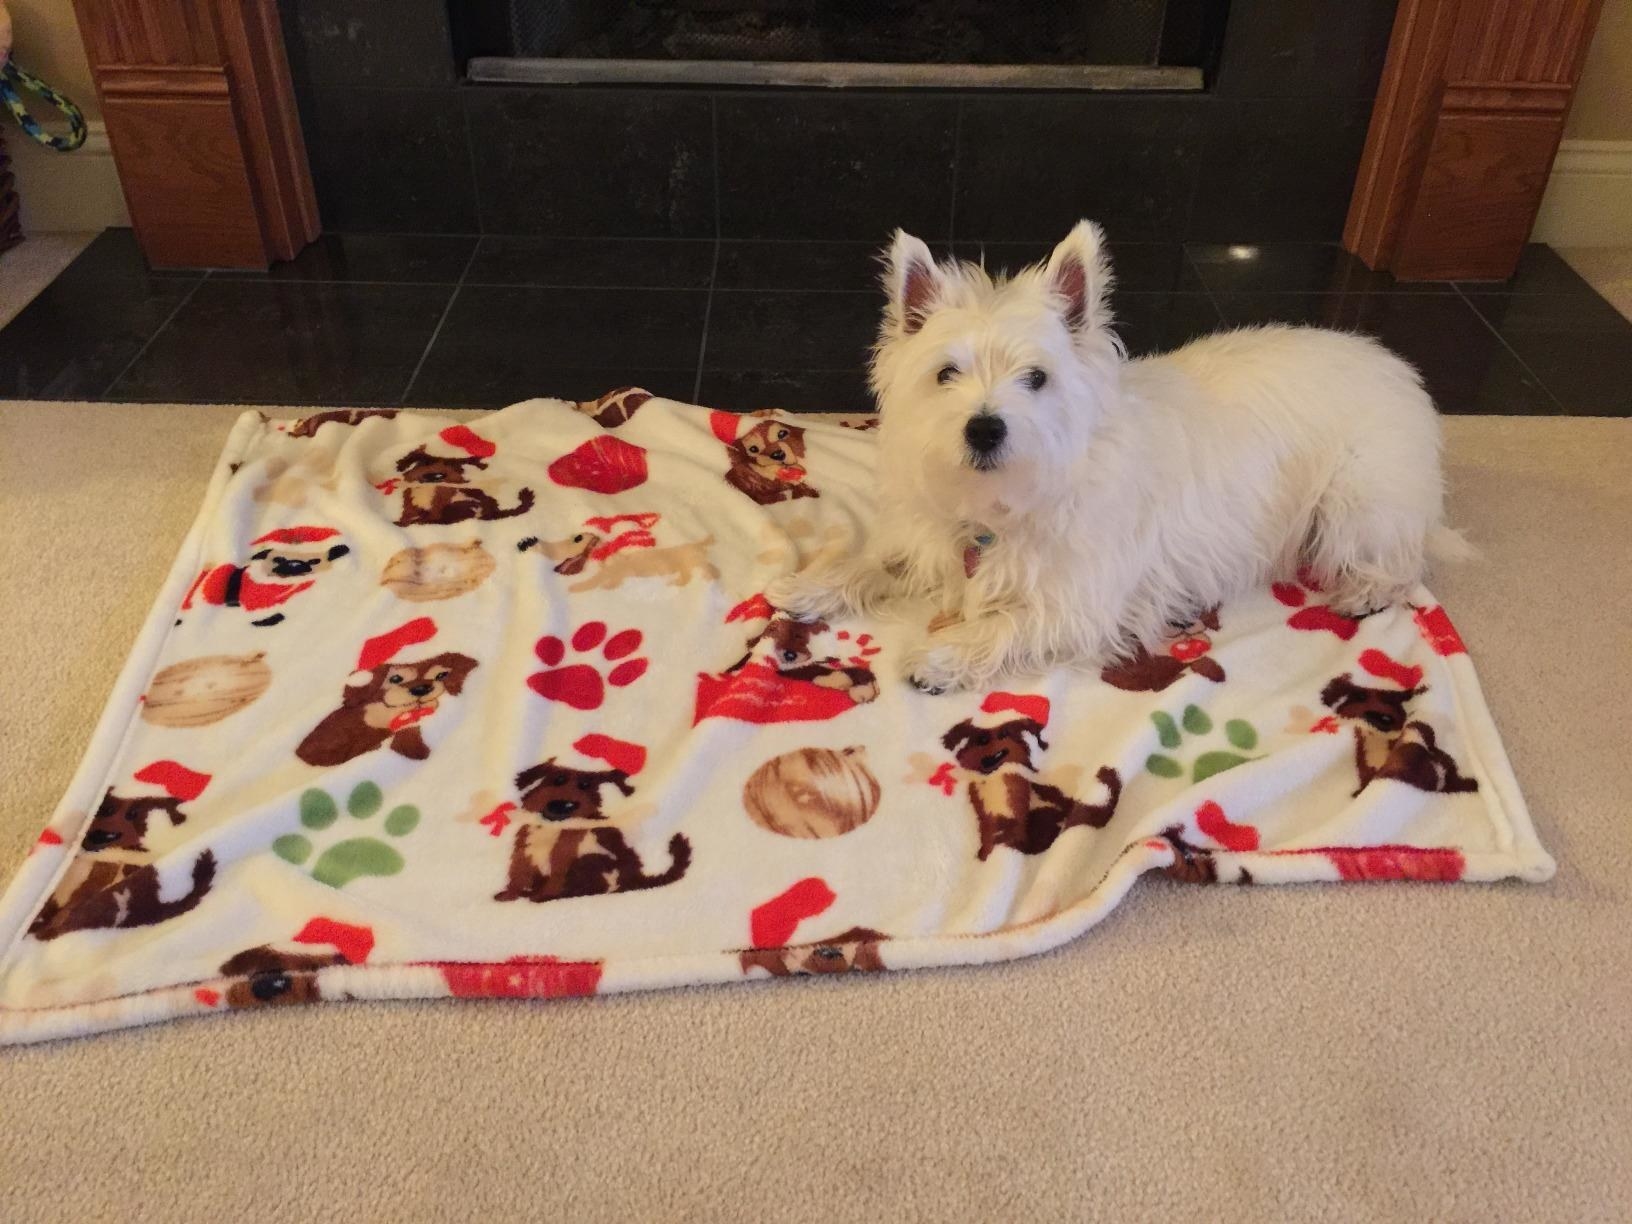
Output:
[725,420,820,505]
[29,792,215,941]
[297,652,478,767]
[495,761,691,903]
[1157,825,1254,886]
[219,945,348,1009]
[289,409,398,437]
[731,616,877,703]
[1319,674,1478,796]
[739,927,888,977]
[392,446,535,527]
[942,718,1122,859]
[1100,608,1226,692]
[574,386,652,429]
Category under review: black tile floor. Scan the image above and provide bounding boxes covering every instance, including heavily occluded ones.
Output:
[2,228,1629,415]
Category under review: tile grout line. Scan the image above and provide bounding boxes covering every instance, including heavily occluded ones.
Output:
[398,244,481,405]
[1181,245,1226,324]
[460,90,486,237]
[1450,283,1569,412]
[98,271,211,398]
[693,97,722,405]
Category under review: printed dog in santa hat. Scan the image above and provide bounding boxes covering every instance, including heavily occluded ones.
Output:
[388,426,535,527]
[1319,651,1478,797]
[712,411,820,506]
[296,618,478,767]
[940,693,1121,860]
[30,761,217,941]
[182,526,349,627]
[492,735,692,904]
[218,917,375,1009]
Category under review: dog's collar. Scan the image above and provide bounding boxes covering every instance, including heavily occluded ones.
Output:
[963,530,996,578]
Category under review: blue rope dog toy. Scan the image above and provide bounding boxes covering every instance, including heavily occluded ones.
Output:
[1,60,86,152]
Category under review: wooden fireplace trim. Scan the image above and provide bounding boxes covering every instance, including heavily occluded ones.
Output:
[1344,0,1606,281]
[68,0,318,269]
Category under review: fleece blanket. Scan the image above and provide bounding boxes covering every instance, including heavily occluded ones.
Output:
[0,394,1553,1044]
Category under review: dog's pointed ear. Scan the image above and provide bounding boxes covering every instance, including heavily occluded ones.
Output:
[884,230,942,335]
[1045,220,1113,333]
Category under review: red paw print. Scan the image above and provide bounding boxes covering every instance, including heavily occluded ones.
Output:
[528,622,649,710]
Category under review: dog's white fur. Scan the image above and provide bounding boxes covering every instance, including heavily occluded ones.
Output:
[768,219,1465,693]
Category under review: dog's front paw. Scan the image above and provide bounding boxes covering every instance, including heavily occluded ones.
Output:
[901,642,980,695]
[766,572,847,622]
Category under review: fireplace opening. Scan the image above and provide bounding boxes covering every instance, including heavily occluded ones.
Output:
[458,1,1226,89]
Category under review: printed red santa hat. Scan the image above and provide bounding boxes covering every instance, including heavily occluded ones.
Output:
[709,411,743,444]
[292,917,375,965]
[1357,648,1425,692]
[251,525,341,547]
[354,617,438,675]
[438,424,497,459]
[131,759,212,802]
[571,734,647,777]
[976,691,1051,728]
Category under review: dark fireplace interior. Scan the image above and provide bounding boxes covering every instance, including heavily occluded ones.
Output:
[456,0,1228,79]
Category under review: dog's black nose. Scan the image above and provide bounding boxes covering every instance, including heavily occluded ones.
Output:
[769,449,786,462]
[408,682,434,697]
[546,799,578,818]
[83,829,118,849]
[964,414,1007,455]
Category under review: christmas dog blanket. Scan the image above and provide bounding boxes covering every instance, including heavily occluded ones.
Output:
[0,394,1553,1044]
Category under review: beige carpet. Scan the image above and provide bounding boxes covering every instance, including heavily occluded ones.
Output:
[1,401,1628,1222]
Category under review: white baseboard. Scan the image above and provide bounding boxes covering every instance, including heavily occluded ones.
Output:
[6,121,130,233]
[1533,139,1632,248]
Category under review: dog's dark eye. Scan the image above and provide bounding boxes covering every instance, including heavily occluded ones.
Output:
[431,670,449,682]
[814,946,844,960]
[747,445,760,455]
[975,732,991,745]
[1023,367,1048,391]
[936,364,958,385]
[578,778,597,791]
[387,674,404,685]
[553,775,569,786]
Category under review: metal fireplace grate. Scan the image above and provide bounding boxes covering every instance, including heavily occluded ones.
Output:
[469,0,1212,89]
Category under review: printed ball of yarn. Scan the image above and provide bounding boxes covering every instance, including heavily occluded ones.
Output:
[381,541,496,602]
[143,653,272,727]
[743,746,880,839]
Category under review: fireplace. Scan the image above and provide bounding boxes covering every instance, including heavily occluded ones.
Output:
[460,0,1225,88]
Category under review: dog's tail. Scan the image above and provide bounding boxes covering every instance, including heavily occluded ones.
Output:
[634,834,692,889]
[1427,525,1478,566]
[495,488,536,520]
[148,851,217,923]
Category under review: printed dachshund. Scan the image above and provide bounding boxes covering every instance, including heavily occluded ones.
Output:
[725,420,820,505]
[495,761,691,903]
[942,718,1123,860]
[29,792,216,941]
[1101,608,1226,692]
[519,530,718,591]
[219,945,348,1009]
[392,446,535,527]
[297,652,478,767]
[183,533,349,627]
[1320,674,1478,797]
[739,927,888,977]
[729,616,877,703]
[289,409,398,438]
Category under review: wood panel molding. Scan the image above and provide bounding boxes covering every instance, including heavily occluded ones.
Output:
[68,0,318,268]
[1344,0,1605,280]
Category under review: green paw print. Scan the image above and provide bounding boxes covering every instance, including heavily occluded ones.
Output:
[273,781,420,889]
[1146,705,1260,783]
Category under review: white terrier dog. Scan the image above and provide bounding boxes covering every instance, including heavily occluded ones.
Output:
[768,219,1463,693]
